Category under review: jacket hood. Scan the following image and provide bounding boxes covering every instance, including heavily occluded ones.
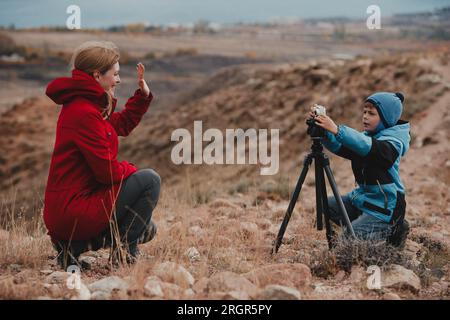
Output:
[366,92,404,130]
[375,119,411,156]
[46,69,113,108]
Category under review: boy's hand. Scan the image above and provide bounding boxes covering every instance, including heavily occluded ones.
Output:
[307,110,316,120]
[136,63,150,97]
[314,114,339,135]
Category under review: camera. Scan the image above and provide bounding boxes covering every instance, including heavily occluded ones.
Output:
[312,104,327,116]
[306,104,327,138]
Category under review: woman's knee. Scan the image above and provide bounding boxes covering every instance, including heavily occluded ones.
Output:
[135,168,161,190]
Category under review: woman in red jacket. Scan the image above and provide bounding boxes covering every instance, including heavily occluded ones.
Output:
[44,41,161,268]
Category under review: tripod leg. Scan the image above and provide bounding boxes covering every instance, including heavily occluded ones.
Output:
[323,165,357,239]
[317,164,335,249]
[273,155,313,254]
[314,157,324,231]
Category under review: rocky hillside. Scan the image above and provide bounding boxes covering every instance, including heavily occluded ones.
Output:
[121,51,448,187]
[0,49,449,300]
[1,50,446,216]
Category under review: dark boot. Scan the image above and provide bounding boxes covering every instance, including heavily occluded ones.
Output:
[109,221,157,266]
[53,241,83,270]
[128,220,157,263]
[140,220,157,243]
[108,243,139,266]
[387,219,410,250]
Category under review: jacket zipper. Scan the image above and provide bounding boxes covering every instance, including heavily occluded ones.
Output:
[376,179,388,209]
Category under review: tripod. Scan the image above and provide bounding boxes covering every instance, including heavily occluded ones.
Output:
[272,135,357,254]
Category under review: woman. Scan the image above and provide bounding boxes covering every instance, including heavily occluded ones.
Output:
[44,41,161,268]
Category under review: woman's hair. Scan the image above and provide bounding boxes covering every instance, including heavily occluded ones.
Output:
[70,41,120,119]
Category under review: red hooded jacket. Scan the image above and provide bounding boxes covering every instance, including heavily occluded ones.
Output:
[44,69,153,241]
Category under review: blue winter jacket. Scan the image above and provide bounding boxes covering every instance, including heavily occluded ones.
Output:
[323,121,410,223]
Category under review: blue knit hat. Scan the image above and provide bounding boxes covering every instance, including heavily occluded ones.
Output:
[366,92,404,131]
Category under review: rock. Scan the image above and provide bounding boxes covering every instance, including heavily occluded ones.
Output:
[153,262,195,288]
[382,292,401,300]
[90,291,111,300]
[417,74,441,84]
[244,263,311,290]
[159,281,183,298]
[430,268,445,280]
[440,281,449,292]
[431,282,443,293]
[405,240,422,254]
[236,261,254,273]
[210,291,250,300]
[256,218,272,230]
[382,265,421,293]
[185,247,201,262]
[404,240,424,267]
[79,256,96,270]
[193,277,209,294]
[7,264,22,273]
[40,269,54,275]
[45,271,69,284]
[349,266,365,284]
[88,276,129,294]
[240,222,258,239]
[71,283,91,300]
[44,283,63,297]
[207,272,258,298]
[209,199,240,210]
[312,283,358,299]
[335,270,346,282]
[188,225,204,236]
[184,288,195,298]
[144,277,164,298]
[257,285,301,300]
[282,234,296,244]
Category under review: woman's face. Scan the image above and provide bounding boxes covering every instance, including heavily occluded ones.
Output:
[94,62,121,94]
[363,101,381,132]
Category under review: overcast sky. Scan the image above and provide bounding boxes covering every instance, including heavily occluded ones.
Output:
[0,0,448,28]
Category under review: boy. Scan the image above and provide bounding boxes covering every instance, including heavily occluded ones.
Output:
[309,92,410,248]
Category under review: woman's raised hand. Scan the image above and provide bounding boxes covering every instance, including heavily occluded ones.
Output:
[136,62,150,97]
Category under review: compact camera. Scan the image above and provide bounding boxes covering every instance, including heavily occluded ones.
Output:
[312,104,327,117]
[306,104,327,138]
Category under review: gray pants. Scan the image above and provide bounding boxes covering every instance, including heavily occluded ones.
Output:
[54,169,161,257]
[111,168,161,246]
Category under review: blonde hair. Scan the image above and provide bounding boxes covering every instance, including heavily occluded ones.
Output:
[70,41,120,119]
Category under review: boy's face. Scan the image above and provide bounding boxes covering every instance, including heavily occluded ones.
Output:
[363,101,381,132]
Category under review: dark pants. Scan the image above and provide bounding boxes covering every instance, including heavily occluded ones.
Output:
[327,195,392,241]
[54,169,161,259]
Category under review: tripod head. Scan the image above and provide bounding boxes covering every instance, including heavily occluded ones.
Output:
[306,118,326,138]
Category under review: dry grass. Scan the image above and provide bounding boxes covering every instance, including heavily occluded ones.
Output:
[0,196,52,269]
[0,177,448,299]
[309,236,410,277]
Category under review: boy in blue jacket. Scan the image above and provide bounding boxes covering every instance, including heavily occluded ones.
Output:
[309,92,410,248]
